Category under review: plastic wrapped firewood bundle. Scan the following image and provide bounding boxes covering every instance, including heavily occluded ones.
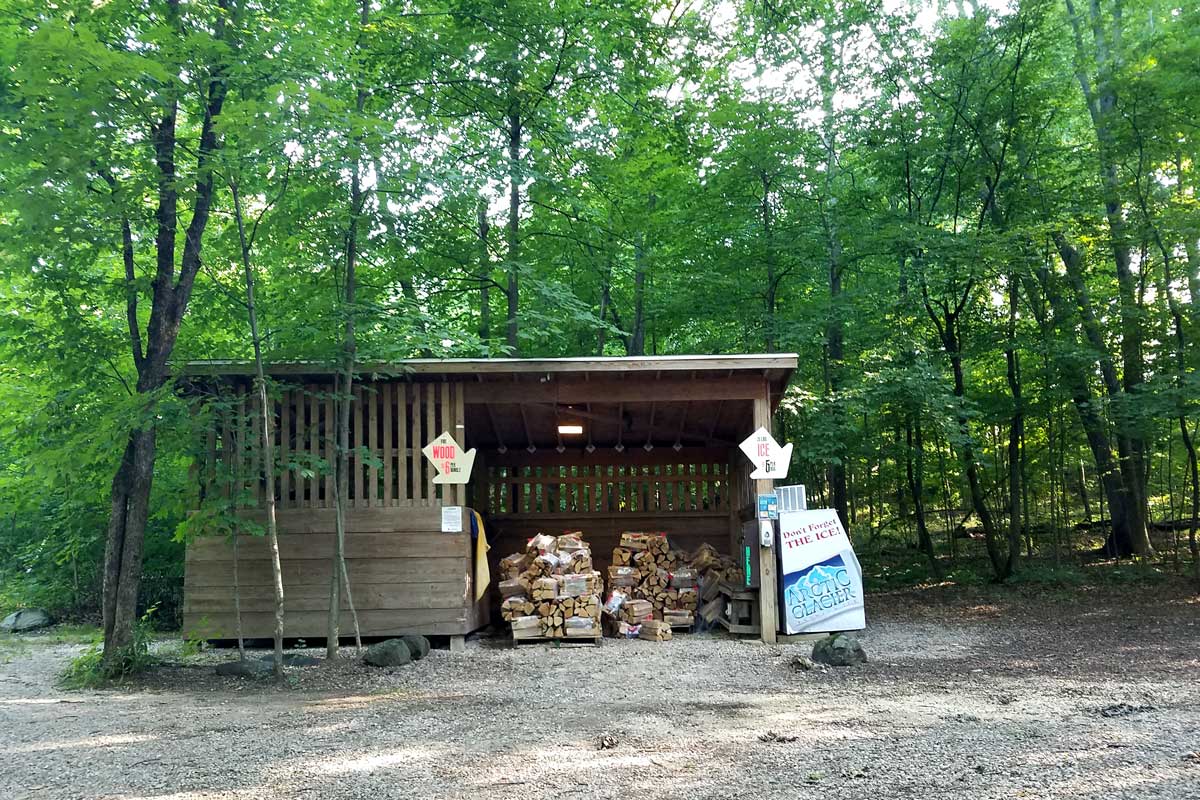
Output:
[529,553,559,577]
[602,589,627,618]
[619,532,653,551]
[500,552,532,579]
[670,568,697,589]
[526,533,558,554]
[531,576,559,601]
[639,619,672,641]
[501,596,534,621]
[612,547,634,567]
[663,609,694,628]
[574,594,601,620]
[620,598,654,624]
[561,548,593,574]
[607,565,640,588]
[556,531,587,551]
[564,616,600,638]
[499,577,529,598]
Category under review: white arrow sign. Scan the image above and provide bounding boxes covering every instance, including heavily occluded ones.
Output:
[421,431,477,484]
[738,426,793,480]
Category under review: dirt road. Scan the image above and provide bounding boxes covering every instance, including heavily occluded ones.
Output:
[1,588,1197,799]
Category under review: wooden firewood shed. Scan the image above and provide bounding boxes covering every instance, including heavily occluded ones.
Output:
[181,354,797,649]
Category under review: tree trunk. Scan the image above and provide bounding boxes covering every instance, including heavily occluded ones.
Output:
[1051,233,1151,555]
[477,196,490,344]
[101,1,229,669]
[330,0,370,657]
[232,182,285,679]
[505,79,521,354]
[906,414,939,579]
[628,195,654,356]
[1002,273,1022,579]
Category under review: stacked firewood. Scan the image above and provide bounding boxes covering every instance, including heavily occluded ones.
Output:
[498,531,604,640]
[601,535,749,636]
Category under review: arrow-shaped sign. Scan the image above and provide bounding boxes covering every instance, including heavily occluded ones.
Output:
[738,426,793,480]
[421,431,477,484]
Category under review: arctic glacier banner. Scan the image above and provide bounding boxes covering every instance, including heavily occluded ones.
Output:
[778,509,866,634]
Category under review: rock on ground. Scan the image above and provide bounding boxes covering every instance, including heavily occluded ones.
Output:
[400,634,430,660]
[214,659,273,678]
[363,638,412,667]
[0,608,52,633]
[812,633,867,666]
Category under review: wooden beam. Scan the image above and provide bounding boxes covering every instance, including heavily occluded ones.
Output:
[753,382,778,645]
[463,374,767,405]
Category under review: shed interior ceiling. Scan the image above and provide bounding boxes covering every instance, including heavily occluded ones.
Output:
[464,398,753,451]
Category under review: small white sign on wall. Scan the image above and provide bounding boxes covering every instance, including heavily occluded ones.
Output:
[441,505,463,533]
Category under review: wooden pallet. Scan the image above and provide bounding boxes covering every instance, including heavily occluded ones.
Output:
[510,634,602,648]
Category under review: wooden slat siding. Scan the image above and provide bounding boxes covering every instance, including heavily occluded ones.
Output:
[182,505,487,638]
[368,384,379,507]
[251,388,263,505]
[308,387,320,508]
[186,582,468,612]
[411,381,423,505]
[205,412,217,498]
[424,383,436,505]
[396,382,408,505]
[439,381,451,505]
[453,381,465,506]
[280,390,291,509]
[353,384,364,508]
[187,556,468,588]
[383,383,393,507]
[189,532,470,562]
[185,611,469,639]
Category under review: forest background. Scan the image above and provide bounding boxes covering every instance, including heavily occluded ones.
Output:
[1,0,1197,639]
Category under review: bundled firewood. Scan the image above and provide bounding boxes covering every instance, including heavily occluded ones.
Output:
[499,532,604,639]
[500,552,533,579]
[619,598,654,624]
[663,609,694,628]
[689,543,721,573]
[501,596,534,621]
[670,568,698,589]
[511,615,541,639]
[557,531,587,551]
[531,576,559,601]
[527,533,558,554]
[564,616,600,638]
[612,547,634,567]
[638,619,672,642]
[499,577,529,598]
[561,549,593,574]
[607,565,640,588]
[559,571,603,597]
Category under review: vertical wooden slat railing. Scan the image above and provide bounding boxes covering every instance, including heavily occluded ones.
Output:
[483,459,731,516]
[203,380,464,511]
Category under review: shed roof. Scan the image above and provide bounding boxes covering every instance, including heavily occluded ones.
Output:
[186,354,798,451]
[186,353,796,382]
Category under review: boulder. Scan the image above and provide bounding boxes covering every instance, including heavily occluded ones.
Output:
[811,633,867,667]
[400,634,430,661]
[215,658,273,678]
[364,638,413,668]
[0,608,53,633]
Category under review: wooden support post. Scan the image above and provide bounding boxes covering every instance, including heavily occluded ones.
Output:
[753,386,778,644]
[449,634,466,654]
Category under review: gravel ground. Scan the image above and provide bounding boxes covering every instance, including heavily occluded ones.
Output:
[1,586,1198,800]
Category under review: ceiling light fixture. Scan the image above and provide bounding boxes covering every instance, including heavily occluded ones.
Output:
[557,424,584,435]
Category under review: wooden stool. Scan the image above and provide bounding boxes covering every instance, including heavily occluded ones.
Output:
[716,582,760,635]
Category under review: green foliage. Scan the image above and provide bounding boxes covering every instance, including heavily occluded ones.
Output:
[58,607,158,689]
[0,0,1197,624]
